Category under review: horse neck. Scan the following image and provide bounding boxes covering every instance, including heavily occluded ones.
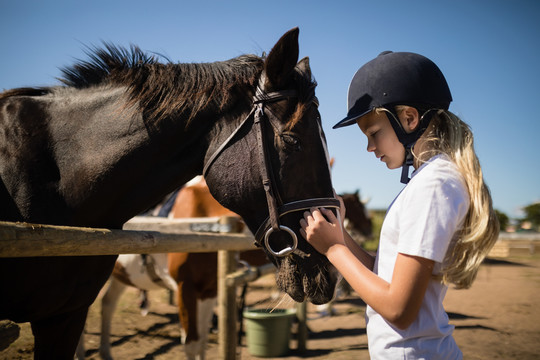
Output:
[47,85,210,227]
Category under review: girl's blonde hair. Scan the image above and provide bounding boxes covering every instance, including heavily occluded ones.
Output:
[395,106,500,289]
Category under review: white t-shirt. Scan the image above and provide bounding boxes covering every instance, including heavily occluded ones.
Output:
[366,154,469,360]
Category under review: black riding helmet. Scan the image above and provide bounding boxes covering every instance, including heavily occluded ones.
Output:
[334,51,452,183]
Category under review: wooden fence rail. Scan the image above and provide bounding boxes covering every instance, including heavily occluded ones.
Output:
[0,217,256,257]
[489,232,540,258]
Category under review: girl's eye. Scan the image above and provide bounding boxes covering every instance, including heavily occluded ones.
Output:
[281,133,301,151]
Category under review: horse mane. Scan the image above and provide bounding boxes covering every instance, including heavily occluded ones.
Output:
[2,43,317,126]
[0,87,50,99]
[59,43,265,122]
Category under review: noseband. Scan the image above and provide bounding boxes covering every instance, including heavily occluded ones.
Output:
[203,74,340,257]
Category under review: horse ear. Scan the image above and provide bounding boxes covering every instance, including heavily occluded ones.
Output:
[264,27,300,89]
[296,56,312,79]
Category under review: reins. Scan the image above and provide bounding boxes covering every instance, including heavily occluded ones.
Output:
[203,73,340,257]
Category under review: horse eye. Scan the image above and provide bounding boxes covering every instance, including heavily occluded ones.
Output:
[281,133,301,151]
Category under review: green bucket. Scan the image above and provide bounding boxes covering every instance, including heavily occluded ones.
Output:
[243,308,296,357]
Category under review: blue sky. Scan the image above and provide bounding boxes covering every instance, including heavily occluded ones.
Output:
[1,0,539,219]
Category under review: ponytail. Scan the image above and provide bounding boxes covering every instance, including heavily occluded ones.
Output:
[378,106,499,288]
[414,109,499,288]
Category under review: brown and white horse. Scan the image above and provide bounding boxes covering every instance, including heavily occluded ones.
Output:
[168,176,268,359]
[76,176,268,360]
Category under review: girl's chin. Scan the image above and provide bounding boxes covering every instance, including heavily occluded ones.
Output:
[378,155,400,170]
[386,162,401,170]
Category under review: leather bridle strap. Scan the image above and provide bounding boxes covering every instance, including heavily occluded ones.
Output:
[202,87,297,178]
[254,197,341,243]
[203,74,340,257]
[251,83,340,256]
[202,106,256,178]
[253,102,280,233]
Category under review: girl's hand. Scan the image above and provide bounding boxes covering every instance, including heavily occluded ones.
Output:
[299,206,345,257]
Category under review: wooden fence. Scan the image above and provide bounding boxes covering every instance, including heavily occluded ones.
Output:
[488,232,540,258]
[0,216,301,359]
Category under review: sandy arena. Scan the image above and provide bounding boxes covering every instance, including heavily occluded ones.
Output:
[2,254,539,359]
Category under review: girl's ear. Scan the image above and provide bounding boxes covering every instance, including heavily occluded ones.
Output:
[400,107,420,133]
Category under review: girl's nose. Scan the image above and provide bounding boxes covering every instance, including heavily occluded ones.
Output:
[366,139,375,152]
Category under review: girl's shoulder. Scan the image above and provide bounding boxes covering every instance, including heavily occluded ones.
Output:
[412,154,463,184]
[408,154,469,205]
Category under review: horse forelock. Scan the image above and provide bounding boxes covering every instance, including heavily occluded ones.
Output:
[59,43,265,123]
[283,67,317,132]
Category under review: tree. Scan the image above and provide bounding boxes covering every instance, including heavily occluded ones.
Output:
[495,209,509,231]
[521,202,540,230]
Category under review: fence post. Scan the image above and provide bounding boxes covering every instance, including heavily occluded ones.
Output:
[218,250,238,360]
[296,301,308,352]
[217,216,243,360]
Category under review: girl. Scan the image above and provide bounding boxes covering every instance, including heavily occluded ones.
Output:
[300,51,499,359]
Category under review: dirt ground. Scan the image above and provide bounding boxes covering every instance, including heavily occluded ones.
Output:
[2,254,539,360]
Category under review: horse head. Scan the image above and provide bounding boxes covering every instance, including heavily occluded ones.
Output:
[341,191,373,239]
[203,28,338,304]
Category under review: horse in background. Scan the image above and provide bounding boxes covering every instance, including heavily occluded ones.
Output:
[168,176,268,359]
[0,27,339,359]
[327,159,372,244]
[341,190,372,243]
[76,176,269,360]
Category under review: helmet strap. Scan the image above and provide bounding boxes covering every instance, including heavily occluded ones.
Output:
[400,144,415,184]
[383,107,437,184]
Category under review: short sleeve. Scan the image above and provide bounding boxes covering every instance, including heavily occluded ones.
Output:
[396,161,469,262]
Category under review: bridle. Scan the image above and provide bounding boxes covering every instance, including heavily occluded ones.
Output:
[203,73,340,257]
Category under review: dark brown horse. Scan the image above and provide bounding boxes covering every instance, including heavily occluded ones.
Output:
[0,28,338,359]
[341,191,373,242]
